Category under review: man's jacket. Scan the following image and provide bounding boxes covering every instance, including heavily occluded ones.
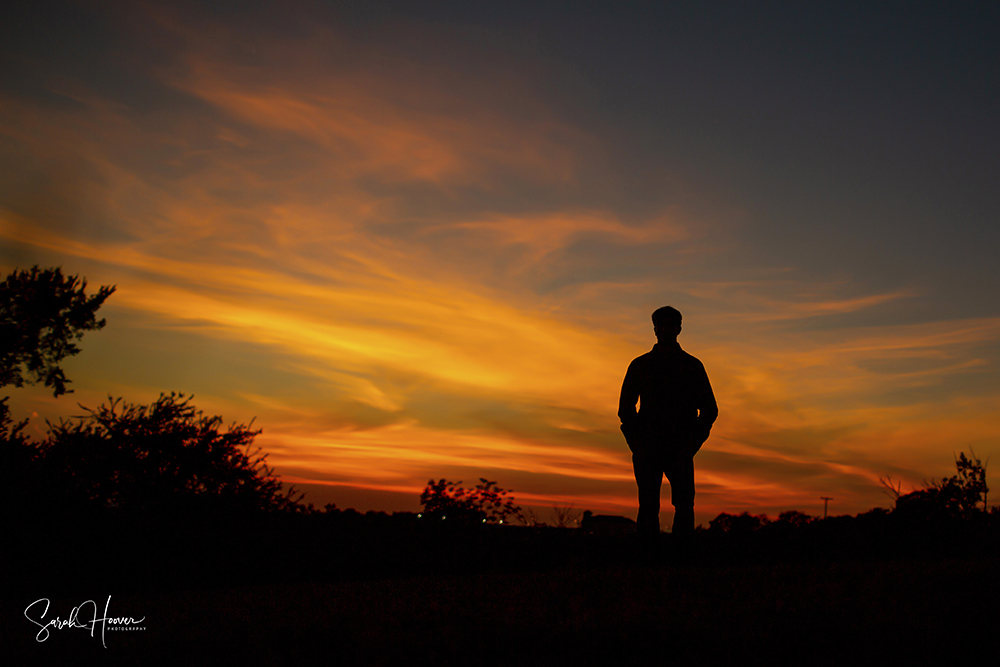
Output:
[618,342,718,457]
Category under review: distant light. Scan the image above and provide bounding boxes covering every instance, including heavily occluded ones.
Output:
[417,513,422,518]
[482,519,486,523]
[499,520,503,524]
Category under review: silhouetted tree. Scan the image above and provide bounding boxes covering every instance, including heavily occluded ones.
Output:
[0,396,28,447]
[0,394,33,511]
[514,507,549,527]
[950,450,989,513]
[891,451,989,523]
[0,265,115,397]
[775,510,814,528]
[35,393,306,515]
[420,478,520,524]
[0,265,114,516]
[550,503,582,528]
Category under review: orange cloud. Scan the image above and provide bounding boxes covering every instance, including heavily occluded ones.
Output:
[2,7,998,521]
[166,46,583,189]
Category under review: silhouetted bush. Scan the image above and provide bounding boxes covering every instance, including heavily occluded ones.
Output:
[892,451,989,524]
[420,478,521,524]
[27,392,307,518]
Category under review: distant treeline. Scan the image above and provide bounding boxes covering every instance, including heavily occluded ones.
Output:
[3,266,998,596]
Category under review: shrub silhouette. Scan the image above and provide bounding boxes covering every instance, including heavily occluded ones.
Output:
[892,451,989,523]
[420,478,520,524]
[34,393,306,516]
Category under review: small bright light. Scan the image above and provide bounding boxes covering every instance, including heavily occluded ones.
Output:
[417,513,422,518]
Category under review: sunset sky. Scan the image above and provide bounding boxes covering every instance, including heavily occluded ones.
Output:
[2,2,998,523]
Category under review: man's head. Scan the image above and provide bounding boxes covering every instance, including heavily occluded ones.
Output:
[651,306,682,342]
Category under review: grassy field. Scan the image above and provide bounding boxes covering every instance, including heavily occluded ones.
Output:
[4,551,997,666]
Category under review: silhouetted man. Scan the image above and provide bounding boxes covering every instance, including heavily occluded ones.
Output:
[619,306,718,539]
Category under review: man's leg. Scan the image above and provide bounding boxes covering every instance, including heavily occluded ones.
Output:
[632,453,664,539]
[665,455,695,535]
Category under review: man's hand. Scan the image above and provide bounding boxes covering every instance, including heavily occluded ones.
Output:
[621,421,653,455]
[689,423,712,457]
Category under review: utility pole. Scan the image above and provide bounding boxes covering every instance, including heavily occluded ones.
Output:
[820,497,833,519]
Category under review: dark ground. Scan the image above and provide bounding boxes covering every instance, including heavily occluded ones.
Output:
[3,516,998,665]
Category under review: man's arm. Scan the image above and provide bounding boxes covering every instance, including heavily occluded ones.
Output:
[694,361,718,448]
[619,359,650,454]
[618,360,641,427]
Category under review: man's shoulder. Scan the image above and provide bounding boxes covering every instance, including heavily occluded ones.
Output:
[627,348,657,369]
[681,349,709,372]
[679,351,714,386]
[632,348,656,362]
[678,348,704,364]
[628,344,707,372]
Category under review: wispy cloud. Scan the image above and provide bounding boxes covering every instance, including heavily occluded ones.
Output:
[2,3,997,519]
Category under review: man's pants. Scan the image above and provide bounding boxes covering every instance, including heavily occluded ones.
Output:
[632,451,695,537]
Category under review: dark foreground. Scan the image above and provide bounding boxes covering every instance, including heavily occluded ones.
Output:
[3,516,999,665]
